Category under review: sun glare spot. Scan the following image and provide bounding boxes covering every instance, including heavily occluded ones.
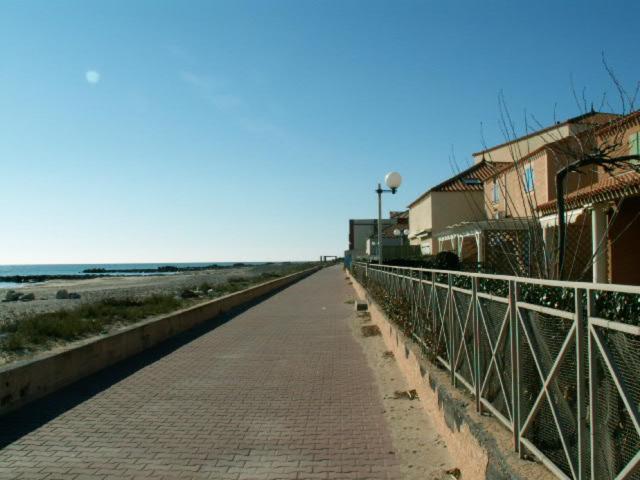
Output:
[85,70,100,84]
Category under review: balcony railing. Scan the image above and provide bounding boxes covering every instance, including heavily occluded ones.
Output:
[351,262,640,480]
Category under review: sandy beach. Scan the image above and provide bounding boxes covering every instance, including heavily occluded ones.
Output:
[0,263,300,323]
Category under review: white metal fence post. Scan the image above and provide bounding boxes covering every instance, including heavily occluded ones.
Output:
[449,272,455,386]
[473,276,480,412]
[418,270,423,341]
[587,289,598,480]
[575,287,587,480]
[432,273,437,352]
[509,279,521,453]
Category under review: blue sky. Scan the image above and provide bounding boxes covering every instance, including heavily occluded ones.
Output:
[1,0,638,263]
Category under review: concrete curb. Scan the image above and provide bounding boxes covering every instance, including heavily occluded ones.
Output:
[347,270,554,480]
[0,267,320,416]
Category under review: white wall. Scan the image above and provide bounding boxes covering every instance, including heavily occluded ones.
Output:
[409,191,485,255]
[408,195,432,245]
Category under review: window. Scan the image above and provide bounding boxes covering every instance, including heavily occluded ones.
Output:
[462,177,482,186]
[630,132,640,156]
[524,166,534,193]
[492,181,500,203]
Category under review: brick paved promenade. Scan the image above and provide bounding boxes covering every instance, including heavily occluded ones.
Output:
[0,267,401,479]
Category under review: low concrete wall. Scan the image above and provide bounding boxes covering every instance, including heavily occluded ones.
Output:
[347,270,554,480]
[0,267,319,416]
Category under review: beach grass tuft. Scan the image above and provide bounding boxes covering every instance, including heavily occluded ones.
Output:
[227,275,250,284]
[0,262,318,357]
[0,295,182,351]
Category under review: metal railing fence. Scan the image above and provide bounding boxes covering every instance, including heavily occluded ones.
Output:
[351,262,640,480]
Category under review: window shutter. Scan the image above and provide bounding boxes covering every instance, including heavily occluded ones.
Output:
[523,167,534,192]
[630,133,640,156]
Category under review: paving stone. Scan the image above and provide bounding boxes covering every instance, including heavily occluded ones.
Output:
[0,267,400,479]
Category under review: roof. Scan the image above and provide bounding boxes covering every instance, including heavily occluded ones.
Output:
[595,110,640,139]
[472,111,618,157]
[480,110,640,182]
[390,210,409,219]
[537,170,640,214]
[408,160,511,208]
[349,218,395,225]
[381,218,408,239]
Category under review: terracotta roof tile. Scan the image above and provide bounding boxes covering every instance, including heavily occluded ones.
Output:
[472,111,619,156]
[537,171,640,214]
[436,161,512,192]
[408,160,511,207]
[596,110,640,139]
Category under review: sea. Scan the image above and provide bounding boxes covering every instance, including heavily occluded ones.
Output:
[0,263,264,289]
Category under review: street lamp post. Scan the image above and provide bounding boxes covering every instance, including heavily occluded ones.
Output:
[393,228,410,247]
[376,172,402,265]
[393,229,402,246]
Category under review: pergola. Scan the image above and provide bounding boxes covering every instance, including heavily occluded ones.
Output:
[436,219,536,273]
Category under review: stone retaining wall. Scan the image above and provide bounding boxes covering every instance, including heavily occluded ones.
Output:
[0,267,320,416]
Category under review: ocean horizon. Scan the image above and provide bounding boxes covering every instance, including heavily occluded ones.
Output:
[0,262,269,288]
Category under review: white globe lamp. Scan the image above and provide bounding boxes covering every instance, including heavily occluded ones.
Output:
[375,171,403,265]
[385,171,402,191]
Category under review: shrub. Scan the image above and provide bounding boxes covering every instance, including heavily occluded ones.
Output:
[227,276,250,284]
[385,251,461,271]
[0,295,182,352]
[593,291,640,325]
[2,333,27,351]
[433,251,460,270]
[180,289,198,299]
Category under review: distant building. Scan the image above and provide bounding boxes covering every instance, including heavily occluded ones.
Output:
[365,211,409,257]
[407,160,510,256]
[346,217,396,261]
